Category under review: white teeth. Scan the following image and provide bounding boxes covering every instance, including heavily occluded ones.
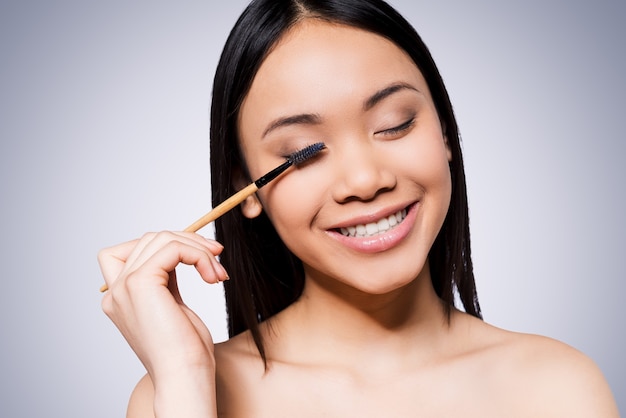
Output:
[339,209,408,238]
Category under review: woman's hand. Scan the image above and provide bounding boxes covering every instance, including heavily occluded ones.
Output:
[98,231,227,417]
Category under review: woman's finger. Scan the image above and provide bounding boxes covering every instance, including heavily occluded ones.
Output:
[116,239,226,296]
[120,232,222,279]
[97,238,140,287]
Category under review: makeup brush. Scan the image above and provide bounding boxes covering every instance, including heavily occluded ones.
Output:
[182,141,325,233]
[99,142,325,292]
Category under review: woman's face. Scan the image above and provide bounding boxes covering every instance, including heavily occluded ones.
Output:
[237,20,452,295]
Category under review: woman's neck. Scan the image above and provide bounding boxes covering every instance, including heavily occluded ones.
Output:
[262,264,450,370]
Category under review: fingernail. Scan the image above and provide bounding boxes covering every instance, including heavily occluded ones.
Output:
[205,237,224,249]
[217,262,229,280]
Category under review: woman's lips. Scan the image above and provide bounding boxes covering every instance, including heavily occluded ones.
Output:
[326,203,418,254]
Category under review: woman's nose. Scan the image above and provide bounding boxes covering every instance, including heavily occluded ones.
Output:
[331,143,396,203]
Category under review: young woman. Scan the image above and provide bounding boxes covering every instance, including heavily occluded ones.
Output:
[98,0,618,416]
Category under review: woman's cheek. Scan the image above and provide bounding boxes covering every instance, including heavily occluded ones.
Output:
[258,167,324,227]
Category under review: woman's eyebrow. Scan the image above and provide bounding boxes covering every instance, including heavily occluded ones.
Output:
[262,113,322,139]
[261,82,420,139]
[363,82,421,111]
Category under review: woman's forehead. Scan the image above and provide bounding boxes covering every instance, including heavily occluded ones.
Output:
[255,20,420,87]
[238,20,429,133]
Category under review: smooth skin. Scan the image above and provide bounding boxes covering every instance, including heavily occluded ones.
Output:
[99,20,618,417]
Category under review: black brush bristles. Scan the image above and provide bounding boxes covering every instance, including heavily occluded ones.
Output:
[288,142,326,165]
[254,142,325,188]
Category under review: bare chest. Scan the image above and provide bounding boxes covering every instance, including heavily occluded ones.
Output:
[217,363,523,417]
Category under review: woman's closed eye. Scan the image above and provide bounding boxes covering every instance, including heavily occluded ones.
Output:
[279,142,322,160]
[375,117,416,138]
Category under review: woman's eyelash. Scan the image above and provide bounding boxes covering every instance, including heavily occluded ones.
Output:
[278,118,415,157]
[280,144,317,160]
[380,117,415,135]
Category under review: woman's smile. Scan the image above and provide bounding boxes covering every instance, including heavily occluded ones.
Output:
[325,202,418,253]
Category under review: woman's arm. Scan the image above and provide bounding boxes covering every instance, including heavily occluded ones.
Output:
[99,231,227,418]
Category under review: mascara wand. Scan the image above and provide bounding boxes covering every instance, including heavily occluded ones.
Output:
[99,142,325,292]
[183,141,326,233]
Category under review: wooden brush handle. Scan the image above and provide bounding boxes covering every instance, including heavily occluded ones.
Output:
[183,182,258,232]
[99,182,259,292]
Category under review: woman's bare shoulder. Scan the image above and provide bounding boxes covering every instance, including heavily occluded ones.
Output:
[458,313,619,416]
[214,331,268,416]
[126,373,155,418]
[214,330,265,374]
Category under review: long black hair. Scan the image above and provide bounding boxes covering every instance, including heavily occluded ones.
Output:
[210,0,481,363]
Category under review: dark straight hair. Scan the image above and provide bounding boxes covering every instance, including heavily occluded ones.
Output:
[210,0,481,363]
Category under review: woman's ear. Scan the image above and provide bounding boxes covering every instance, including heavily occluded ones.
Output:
[241,193,263,219]
[232,167,263,219]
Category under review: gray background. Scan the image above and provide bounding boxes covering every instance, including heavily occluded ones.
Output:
[0,0,623,416]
